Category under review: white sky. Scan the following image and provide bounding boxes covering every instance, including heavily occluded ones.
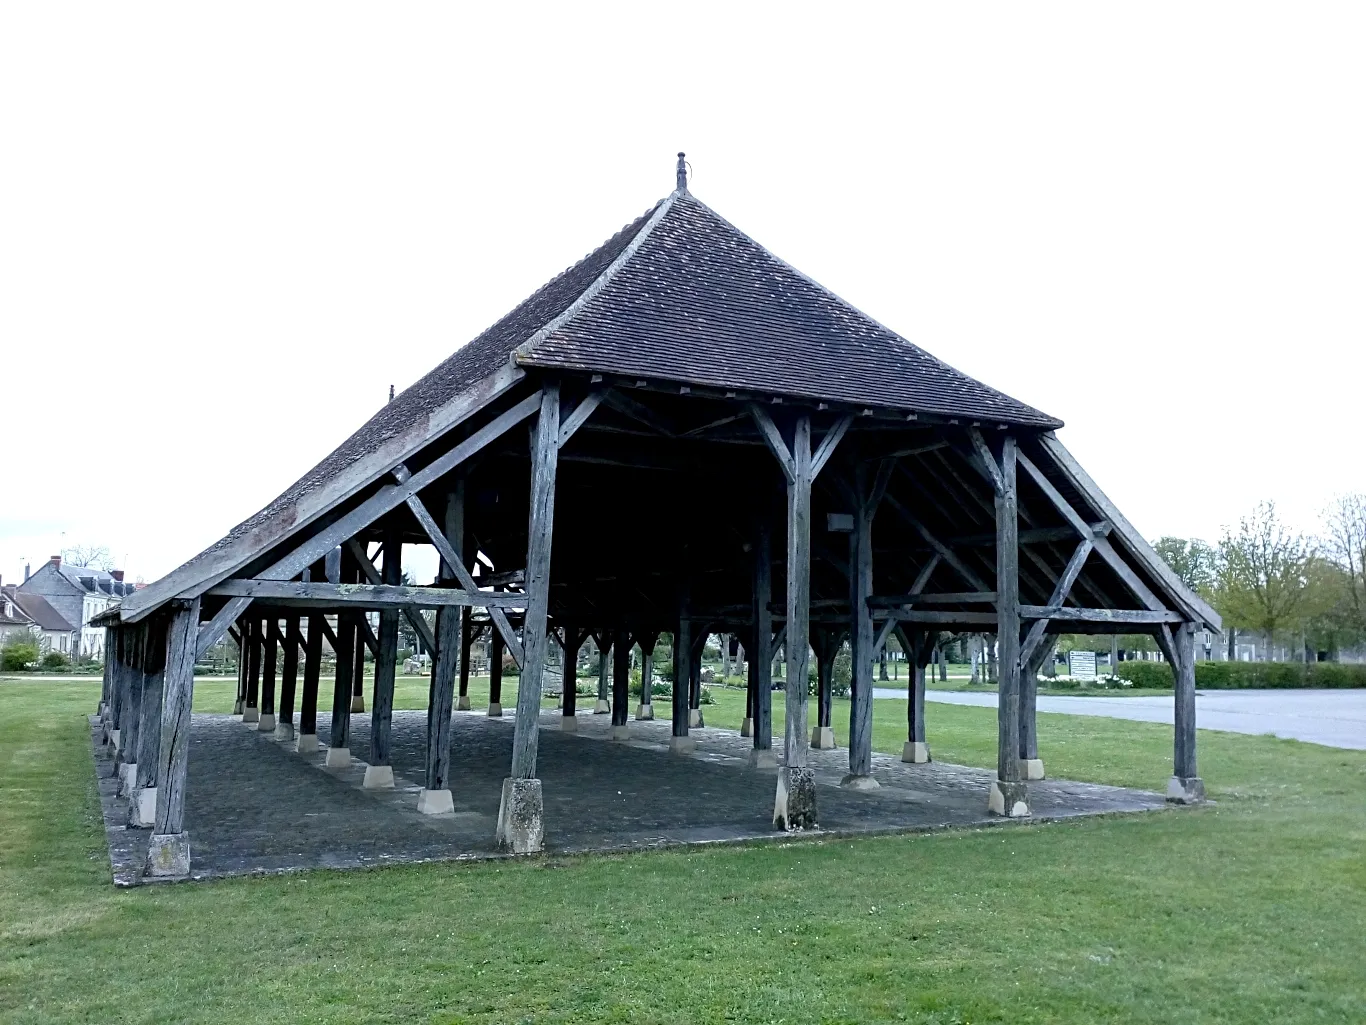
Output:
[2,3,1363,587]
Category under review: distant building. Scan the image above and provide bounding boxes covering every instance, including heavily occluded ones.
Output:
[17,556,137,658]
[0,582,79,654]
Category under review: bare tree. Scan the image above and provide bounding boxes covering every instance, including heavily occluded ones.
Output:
[61,544,114,570]
[1323,493,1366,639]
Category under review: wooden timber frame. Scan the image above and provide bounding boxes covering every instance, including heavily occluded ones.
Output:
[95,166,1218,875]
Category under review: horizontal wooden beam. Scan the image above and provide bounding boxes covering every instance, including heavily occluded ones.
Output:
[344,538,438,654]
[1019,605,1181,624]
[206,580,529,609]
[948,523,1111,548]
[869,591,997,608]
[883,610,1000,626]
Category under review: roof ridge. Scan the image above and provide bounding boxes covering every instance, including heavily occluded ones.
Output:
[512,191,681,367]
[674,193,1060,427]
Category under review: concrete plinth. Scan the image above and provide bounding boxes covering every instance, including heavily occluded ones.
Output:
[688,709,703,728]
[495,777,544,854]
[350,695,365,713]
[840,772,880,791]
[610,724,631,741]
[810,726,836,749]
[109,728,121,755]
[773,766,818,830]
[669,735,697,755]
[560,715,578,732]
[118,762,137,796]
[635,703,654,721]
[740,717,753,737]
[416,788,454,815]
[487,702,503,718]
[232,699,244,716]
[748,747,779,771]
[593,699,611,714]
[901,741,931,764]
[1167,776,1206,804]
[362,764,395,789]
[988,779,1031,818]
[242,708,260,724]
[324,746,351,768]
[295,733,319,754]
[456,694,471,711]
[128,786,157,828]
[144,831,191,878]
[257,713,276,732]
[274,722,295,742]
[1021,758,1046,780]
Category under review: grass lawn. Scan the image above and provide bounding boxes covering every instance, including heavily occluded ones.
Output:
[2,680,1364,1023]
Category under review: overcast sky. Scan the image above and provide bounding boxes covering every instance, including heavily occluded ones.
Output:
[2,4,1362,587]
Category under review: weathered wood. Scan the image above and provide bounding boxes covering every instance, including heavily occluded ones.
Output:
[848,462,875,780]
[261,618,279,717]
[612,628,631,728]
[748,405,796,483]
[561,626,584,719]
[370,533,400,769]
[1173,622,1198,780]
[813,630,838,729]
[557,390,604,447]
[898,626,929,745]
[688,630,705,721]
[869,591,998,607]
[458,615,473,703]
[752,517,773,754]
[510,386,560,781]
[352,617,368,708]
[1017,537,1093,671]
[995,436,1022,783]
[134,617,167,790]
[245,618,261,713]
[328,545,357,750]
[489,627,505,708]
[279,616,300,730]
[950,523,1110,548]
[883,609,1000,626]
[427,604,460,790]
[300,614,323,736]
[196,596,251,660]
[637,630,660,713]
[967,427,1005,494]
[881,492,991,591]
[1019,606,1182,623]
[783,413,815,826]
[345,537,438,654]
[119,624,145,770]
[233,621,247,714]
[207,578,528,610]
[673,617,692,737]
[153,599,200,837]
[810,415,853,478]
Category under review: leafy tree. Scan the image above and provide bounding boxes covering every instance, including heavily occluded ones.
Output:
[1322,493,1366,641]
[2,639,40,671]
[1152,537,1217,595]
[1213,502,1315,658]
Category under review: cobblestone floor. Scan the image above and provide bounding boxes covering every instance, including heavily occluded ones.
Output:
[91,708,1167,885]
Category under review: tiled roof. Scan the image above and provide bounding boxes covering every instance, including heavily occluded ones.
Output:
[9,592,75,632]
[520,192,1061,428]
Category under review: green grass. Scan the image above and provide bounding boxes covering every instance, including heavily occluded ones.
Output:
[2,680,1364,1023]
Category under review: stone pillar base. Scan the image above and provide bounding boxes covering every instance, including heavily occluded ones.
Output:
[902,741,931,764]
[988,779,1031,818]
[128,786,157,828]
[810,726,836,749]
[774,766,818,830]
[117,762,137,796]
[144,831,191,878]
[350,695,366,713]
[362,764,395,789]
[749,748,780,771]
[840,772,880,791]
[669,735,697,755]
[417,788,454,815]
[593,699,611,714]
[456,694,471,711]
[232,699,244,716]
[295,733,319,754]
[560,715,578,732]
[243,708,260,724]
[487,702,503,718]
[110,728,121,755]
[496,777,544,854]
[274,722,295,742]
[635,702,654,721]
[740,717,753,737]
[1021,758,1045,780]
[257,713,276,732]
[323,746,351,768]
[1167,776,1205,804]
[688,709,703,728]
[610,724,631,741]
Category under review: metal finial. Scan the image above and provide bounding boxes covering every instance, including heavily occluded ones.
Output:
[388,384,395,403]
[676,152,687,191]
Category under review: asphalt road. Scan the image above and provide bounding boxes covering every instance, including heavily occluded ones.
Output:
[872,687,1366,751]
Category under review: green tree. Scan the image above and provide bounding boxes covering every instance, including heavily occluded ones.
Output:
[1213,502,1315,659]
[1322,493,1366,644]
[1152,536,1217,596]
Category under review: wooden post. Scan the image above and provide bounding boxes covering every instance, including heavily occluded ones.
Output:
[488,628,505,715]
[365,532,400,789]
[593,633,611,713]
[811,629,837,748]
[777,415,817,828]
[498,385,559,854]
[901,627,931,763]
[326,550,358,766]
[258,618,279,732]
[144,598,200,878]
[116,624,144,791]
[750,518,775,767]
[129,615,167,826]
[457,616,473,711]
[611,628,631,738]
[989,435,1027,817]
[233,622,246,716]
[243,617,262,724]
[688,634,705,727]
[846,462,875,783]
[350,617,366,713]
[636,631,659,721]
[99,630,112,717]
[671,617,693,753]
[1169,622,1204,803]
[421,486,464,813]
[298,614,323,752]
[742,629,756,737]
[277,616,300,740]
[560,627,583,731]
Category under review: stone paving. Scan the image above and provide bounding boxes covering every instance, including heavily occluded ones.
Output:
[91,707,1168,886]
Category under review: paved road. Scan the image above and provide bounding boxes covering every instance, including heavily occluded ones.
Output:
[872,687,1366,751]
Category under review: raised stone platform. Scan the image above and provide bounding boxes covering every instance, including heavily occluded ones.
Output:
[90,710,1167,886]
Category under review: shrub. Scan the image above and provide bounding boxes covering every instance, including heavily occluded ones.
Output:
[40,650,71,669]
[1114,659,1366,689]
[700,685,713,705]
[1116,661,1174,688]
[2,640,41,671]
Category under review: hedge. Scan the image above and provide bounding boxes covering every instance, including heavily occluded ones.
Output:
[1115,660,1366,689]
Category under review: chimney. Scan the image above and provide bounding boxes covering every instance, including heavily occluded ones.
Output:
[111,570,125,582]
[23,563,30,582]
[50,555,61,568]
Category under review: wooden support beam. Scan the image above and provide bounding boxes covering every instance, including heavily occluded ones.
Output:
[848,460,875,781]
[1017,537,1093,672]
[810,415,853,479]
[778,414,817,827]
[1019,606,1182,624]
[883,609,1000,627]
[260,617,279,719]
[968,428,1005,494]
[207,578,529,610]
[949,523,1110,548]
[1171,622,1199,789]
[299,614,323,742]
[748,404,795,484]
[611,628,631,729]
[601,388,676,437]
[279,616,300,733]
[345,537,438,655]
[557,390,604,447]
[244,618,261,716]
[869,591,998,607]
[881,493,991,592]
[368,532,401,780]
[994,436,1023,786]
[132,616,166,818]
[196,597,251,661]
[144,599,199,878]
[751,517,774,758]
